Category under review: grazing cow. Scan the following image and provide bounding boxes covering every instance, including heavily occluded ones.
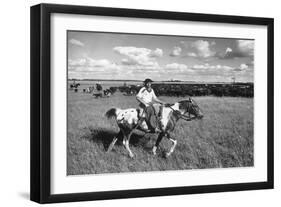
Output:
[103,89,112,97]
[93,92,103,98]
[84,86,95,93]
[125,88,138,96]
[96,83,103,91]
[105,98,203,158]
[70,83,80,89]
[93,89,112,98]
[109,87,118,94]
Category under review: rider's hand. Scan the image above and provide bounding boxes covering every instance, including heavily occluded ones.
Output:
[164,103,171,107]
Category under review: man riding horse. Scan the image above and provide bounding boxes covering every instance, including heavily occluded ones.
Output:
[136,78,165,133]
[105,78,204,158]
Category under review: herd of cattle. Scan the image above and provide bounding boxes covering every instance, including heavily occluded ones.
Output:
[153,83,254,97]
[69,83,116,98]
[69,82,254,98]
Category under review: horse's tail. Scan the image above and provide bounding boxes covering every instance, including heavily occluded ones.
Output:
[105,108,119,119]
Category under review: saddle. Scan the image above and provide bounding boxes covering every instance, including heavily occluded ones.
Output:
[153,104,163,120]
[136,103,163,132]
[138,103,163,120]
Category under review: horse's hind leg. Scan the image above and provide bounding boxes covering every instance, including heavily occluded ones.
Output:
[107,137,118,152]
[107,130,122,152]
[165,134,177,157]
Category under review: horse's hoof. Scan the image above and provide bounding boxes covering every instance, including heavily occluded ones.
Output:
[164,152,171,158]
[152,146,157,155]
[106,146,113,153]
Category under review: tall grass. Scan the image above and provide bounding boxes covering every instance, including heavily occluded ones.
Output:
[67,91,253,175]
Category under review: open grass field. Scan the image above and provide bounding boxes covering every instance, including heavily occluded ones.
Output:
[67,89,253,175]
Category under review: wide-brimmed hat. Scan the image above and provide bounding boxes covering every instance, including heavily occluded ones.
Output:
[143,78,153,84]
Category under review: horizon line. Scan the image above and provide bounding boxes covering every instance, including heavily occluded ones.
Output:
[67,78,254,84]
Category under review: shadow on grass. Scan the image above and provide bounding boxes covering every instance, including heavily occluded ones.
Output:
[82,126,152,152]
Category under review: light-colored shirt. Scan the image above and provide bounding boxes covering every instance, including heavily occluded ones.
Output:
[136,87,157,106]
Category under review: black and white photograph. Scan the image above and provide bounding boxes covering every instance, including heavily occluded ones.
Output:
[67,31,254,175]
[0,0,278,206]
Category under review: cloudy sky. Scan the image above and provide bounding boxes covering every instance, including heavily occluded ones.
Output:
[68,31,254,82]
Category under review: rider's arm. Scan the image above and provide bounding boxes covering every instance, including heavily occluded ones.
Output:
[151,89,165,104]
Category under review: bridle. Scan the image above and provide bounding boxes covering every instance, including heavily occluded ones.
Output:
[167,100,199,121]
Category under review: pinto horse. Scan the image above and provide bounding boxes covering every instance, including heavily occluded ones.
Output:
[105,98,203,158]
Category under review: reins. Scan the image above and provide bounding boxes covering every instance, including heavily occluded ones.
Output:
[167,105,197,122]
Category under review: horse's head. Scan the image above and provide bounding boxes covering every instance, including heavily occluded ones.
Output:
[178,98,203,119]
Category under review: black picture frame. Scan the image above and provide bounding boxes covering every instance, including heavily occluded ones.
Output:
[30,3,274,204]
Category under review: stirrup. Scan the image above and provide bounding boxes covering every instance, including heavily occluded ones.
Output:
[154,128,161,133]
[150,127,161,133]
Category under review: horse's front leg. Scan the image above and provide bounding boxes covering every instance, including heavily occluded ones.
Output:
[152,132,165,155]
[123,129,135,158]
[165,133,177,157]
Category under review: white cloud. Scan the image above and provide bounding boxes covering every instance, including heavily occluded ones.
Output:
[69,39,84,47]
[237,40,254,56]
[239,63,249,70]
[234,63,249,72]
[190,63,237,81]
[192,63,234,71]
[68,58,86,66]
[113,46,162,69]
[121,58,135,65]
[184,40,216,58]
[150,48,163,57]
[68,58,120,72]
[165,63,189,71]
[87,58,113,67]
[186,52,197,57]
[170,47,182,57]
[124,63,161,72]
[218,40,254,59]
[188,40,215,58]
[225,47,233,54]
[192,64,207,69]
